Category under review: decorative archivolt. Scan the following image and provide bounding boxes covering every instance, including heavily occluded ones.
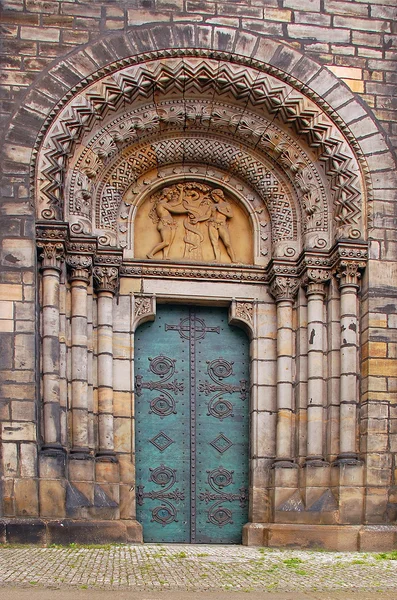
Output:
[37,55,366,254]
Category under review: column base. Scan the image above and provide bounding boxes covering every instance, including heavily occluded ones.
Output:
[243,523,397,551]
[70,448,93,460]
[96,450,118,463]
[304,457,330,467]
[334,453,362,466]
[41,444,66,456]
[272,459,298,469]
[0,519,143,545]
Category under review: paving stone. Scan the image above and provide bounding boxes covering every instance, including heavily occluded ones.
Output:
[0,544,395,592]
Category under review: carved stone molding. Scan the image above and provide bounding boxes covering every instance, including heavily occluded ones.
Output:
[93,266,119,294]
[37,241,65,271]
[120,262,266,283]
[269,276,300,302]
[66,254,93,282]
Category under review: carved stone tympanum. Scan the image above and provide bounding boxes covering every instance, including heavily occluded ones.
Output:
[134,183,252,264]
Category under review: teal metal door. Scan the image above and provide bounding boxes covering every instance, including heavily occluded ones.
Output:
[135,305,249,543]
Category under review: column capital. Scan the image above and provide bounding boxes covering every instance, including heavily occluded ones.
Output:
[335,260,366,289]
[66,254,93,282]
[37,240,65,271]
[269,276,300,302]
[302,268,331,297]
[93,265,119,294]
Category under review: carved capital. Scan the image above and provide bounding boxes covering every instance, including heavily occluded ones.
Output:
[269,276,300,302]
[93,266,119,294]
[37,241,65,271]
[335,260,366,289]
[66,254,93,282]
[302,268,331,297]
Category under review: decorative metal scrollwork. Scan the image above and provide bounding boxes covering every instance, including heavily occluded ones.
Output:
[199,357,247,422]
[199,466,248,528]
[137,463,185,527]
[149,394,177,417]
[208,358,234,379]
[207,397,234,421]
[135,354,183,418]
[149,355,175,378]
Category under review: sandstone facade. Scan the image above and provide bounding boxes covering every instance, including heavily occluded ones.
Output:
[0,0,396,549]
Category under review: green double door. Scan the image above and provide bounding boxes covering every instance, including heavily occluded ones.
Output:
[135,305,249,543]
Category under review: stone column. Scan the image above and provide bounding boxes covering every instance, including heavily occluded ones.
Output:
[303,268,330,466]
[38,240,65,453]
[93,266,119,461]
[336,260,365,464]
[66,254,93,456]
[269,276,299,467]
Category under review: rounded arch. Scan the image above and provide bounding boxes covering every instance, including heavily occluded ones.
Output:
[8,22,391,260]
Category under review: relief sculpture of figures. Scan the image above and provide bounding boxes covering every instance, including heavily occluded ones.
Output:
[207,189,236,263]
[143,183,238,263]
[147,185,186,259]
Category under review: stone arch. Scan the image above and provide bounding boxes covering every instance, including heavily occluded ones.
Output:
[35,52,369,253]
[4,19,395,548]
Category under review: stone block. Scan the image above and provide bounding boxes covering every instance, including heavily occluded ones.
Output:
[267,524,359,550]
[2,442,18,477]
[302,464,331,488]
[39,479,66,518]
[39,451,66,479]
[114,417,132,453]
[119,456,135,484]
[119,484,134,520]
[359,526,397,551]
[242,522,267,546]
[113,391,132,418]
[19,443,37,477]
[273,466,299,488]
[365,488,389,523]
[1,421,36,442]
[15,478,39,517]
[6,519,46,545]
[46,519,141,545]
[95,460,120,483]
[68,456,94,482]
[338,487,364,524]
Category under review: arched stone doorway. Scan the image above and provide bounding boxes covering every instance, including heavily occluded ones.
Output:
[31,32,380,547]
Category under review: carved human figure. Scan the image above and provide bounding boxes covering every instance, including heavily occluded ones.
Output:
[182,186,212,260]
[147,185,186,259]
[207,189,236,262]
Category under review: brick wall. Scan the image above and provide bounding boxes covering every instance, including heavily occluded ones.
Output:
[0,0,397,534]
[1,0,397,148]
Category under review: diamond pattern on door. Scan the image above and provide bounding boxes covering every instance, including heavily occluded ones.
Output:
[135,305,249,543]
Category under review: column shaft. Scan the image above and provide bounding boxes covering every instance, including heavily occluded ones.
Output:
[70,279,90,452]
[42,267,62,449]
[306,292,326,463]
[38,240,65,452]
[275,300,294,463]
[97,291,115,454]
[339,284,359,459]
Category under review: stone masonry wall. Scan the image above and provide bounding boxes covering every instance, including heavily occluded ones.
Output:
[0,0,397,536]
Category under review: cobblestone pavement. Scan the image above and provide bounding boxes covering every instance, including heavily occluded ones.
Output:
[0,544,396,595]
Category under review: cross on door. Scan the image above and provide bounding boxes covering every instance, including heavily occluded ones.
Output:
[165,314,220,340]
